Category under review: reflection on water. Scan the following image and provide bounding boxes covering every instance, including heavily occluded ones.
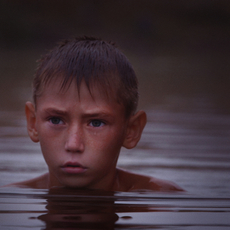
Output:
[0,95,230,229]
[0,187,229,230]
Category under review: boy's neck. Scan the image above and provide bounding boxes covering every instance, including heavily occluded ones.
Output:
[47,168,120,191]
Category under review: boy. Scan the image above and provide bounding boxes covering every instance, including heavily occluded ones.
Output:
[8,37,183,192]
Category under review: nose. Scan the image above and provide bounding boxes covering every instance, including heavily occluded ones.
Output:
[65,126,84,153]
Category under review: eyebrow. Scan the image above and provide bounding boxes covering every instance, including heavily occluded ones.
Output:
[43,108,68,116]
[43,107,115,119]
[83,112,114,119]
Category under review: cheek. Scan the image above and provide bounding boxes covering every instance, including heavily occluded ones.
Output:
[89,128,125,149]
[37,121,64,146]
[87,131,124,162]
[39,141,56,164]
[38,131,63,166]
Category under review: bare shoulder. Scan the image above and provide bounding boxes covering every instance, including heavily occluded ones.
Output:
[146,176,184,192]
[117,168,184,192]
[2,173,49,189]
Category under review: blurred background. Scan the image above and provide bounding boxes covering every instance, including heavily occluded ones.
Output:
[0,0,230,112]
[0,0,230,194]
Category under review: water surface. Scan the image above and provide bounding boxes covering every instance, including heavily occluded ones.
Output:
[0,187,230,230]
[0,95,230,229]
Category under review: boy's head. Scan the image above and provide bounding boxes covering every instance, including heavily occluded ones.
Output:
[33,36,138,118]
[26,36,146,190]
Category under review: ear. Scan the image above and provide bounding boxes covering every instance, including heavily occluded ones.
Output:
[25,101,39,143]
[123,110,147,149]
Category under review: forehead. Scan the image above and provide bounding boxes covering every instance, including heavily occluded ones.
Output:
[36,79,125,114]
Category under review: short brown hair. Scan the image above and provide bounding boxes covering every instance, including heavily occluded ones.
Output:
[33,36,139,117]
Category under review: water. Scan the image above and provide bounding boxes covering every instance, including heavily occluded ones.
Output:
[0,94,230,229]
[0,187,229,230]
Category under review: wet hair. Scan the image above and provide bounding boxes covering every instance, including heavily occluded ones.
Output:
[33,36,138,117]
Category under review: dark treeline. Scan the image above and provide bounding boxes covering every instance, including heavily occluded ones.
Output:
[0,0,230,112]
[1,0,230,55]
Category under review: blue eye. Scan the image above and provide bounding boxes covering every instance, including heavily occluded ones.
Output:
[49,117,63,125]
[90,120,104,127]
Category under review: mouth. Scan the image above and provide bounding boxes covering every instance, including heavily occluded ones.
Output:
[61,162,87,174]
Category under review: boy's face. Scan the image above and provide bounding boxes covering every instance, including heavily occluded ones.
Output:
[28,80,129,190]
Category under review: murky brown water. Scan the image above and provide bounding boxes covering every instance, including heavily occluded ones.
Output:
[1,96,230,229]
[0,187,230,230]
[0,51,230,229]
